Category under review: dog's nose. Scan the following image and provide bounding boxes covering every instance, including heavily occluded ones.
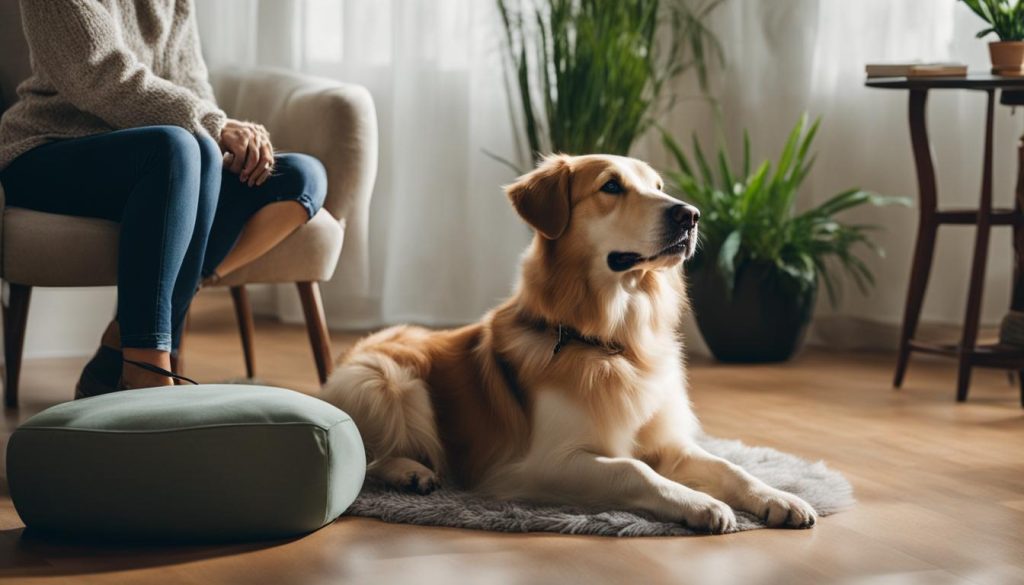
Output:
[667,204,700,229]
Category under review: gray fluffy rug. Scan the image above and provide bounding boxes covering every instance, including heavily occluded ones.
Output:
[345,435,854,536]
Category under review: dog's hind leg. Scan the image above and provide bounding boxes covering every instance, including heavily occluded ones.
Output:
[322,345,446,494]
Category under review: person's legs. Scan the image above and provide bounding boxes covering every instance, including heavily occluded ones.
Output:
[202,153,327,281]
[92,133,218,380]
[169,134,222,352]
[0,126,218,390]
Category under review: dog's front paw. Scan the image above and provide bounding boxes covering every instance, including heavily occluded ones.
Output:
[374,458,441,495]
[681,495,737,534]
[400,469,440,495]
[752,489,817,529]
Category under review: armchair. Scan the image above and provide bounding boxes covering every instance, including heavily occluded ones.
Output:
[0,3,377,406]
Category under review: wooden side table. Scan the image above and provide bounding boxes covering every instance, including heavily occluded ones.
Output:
[866,74,1024,406]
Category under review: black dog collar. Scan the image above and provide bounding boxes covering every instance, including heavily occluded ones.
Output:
[518,314,624,356]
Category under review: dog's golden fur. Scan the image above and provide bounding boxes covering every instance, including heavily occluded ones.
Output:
[322,154,817,532]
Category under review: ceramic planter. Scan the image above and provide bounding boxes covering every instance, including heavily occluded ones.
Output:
[990,41,1024,75]
[688,261,816,363]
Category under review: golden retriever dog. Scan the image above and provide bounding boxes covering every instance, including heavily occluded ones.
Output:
[322,154,816,533]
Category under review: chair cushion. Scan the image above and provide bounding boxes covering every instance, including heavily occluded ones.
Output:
[0,206,342,287]
[1,206,119,286]
[5,384,366,542]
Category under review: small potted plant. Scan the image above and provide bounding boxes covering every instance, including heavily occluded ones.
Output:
[961,0,1024,74]
[662,115,907,363]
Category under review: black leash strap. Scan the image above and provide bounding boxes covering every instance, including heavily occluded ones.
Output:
[123,358,200,385]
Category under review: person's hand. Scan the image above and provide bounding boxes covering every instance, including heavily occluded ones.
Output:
[219,119,275,187]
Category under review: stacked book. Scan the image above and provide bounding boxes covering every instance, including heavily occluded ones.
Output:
[865,63,968,78]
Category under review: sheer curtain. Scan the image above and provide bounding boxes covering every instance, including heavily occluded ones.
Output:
[196,0,527,329]
[196,0,1024,348]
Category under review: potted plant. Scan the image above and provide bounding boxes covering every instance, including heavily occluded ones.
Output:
[961,0,1024,74]
[495,0,724,169]
[662,115,908,362]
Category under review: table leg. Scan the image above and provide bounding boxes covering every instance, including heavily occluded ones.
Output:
[895,89,940,388]
[1013,131,1024,407]
[1012,134,1024,311]
[957,89,997,402]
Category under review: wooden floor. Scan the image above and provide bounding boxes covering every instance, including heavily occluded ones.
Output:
[0,290,1022,585]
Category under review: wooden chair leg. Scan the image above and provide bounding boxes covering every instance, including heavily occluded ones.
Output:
[3,283,33,408]
[230,285,257,379]
[296,281,332,385]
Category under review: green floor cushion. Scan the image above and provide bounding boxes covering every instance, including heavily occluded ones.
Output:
[6,384,365,542]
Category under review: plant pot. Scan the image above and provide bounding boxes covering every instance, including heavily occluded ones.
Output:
[990,41,1024,75]
[688,261,816,363]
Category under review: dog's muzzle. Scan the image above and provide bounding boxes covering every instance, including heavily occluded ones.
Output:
[607,203,700,272]
[606,229,696,272]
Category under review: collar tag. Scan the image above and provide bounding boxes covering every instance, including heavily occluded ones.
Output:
[553,324,570,355]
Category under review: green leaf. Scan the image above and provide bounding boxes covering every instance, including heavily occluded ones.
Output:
[775,113,806,181]
[745,161,771,206]
[717,229,743,290]
[795,117,821,169]
[660,127,694,177]
[482,148,525,174]
[692,133,716,187]
[960,0,1024,40]
[717,147,735,193]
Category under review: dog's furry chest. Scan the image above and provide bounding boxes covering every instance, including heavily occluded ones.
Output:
[520,339,687,452]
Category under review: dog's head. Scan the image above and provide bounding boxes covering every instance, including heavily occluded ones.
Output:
[505,154,699,273]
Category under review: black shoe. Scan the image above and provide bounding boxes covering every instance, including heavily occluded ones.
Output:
[74,345,124,399]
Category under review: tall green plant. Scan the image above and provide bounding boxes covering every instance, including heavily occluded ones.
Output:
[662,115,909,305]
[961,0,1024,41]
[496,0,723,169]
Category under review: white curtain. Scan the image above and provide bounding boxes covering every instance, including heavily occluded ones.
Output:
[196,0,528,329]
[196,0,1024,349]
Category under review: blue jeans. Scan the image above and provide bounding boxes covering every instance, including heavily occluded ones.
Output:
[0,125,327,352]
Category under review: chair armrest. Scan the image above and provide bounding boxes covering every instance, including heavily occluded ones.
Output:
[210,67,378,288]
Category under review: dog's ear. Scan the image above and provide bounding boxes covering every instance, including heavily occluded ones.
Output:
[505,155,572,240]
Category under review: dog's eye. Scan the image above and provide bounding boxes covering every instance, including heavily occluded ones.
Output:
[600,180,624,195]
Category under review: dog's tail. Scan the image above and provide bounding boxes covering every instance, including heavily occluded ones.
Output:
[322,350,444,475]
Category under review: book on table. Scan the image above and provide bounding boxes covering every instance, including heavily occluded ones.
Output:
[865,62,968,78]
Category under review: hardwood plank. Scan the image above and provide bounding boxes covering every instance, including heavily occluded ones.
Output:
[0,289,1020,584]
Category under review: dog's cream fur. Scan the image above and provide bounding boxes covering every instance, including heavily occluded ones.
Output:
[322,154,816,532]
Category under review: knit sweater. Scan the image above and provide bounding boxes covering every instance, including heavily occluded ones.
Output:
[0,0,227,171]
